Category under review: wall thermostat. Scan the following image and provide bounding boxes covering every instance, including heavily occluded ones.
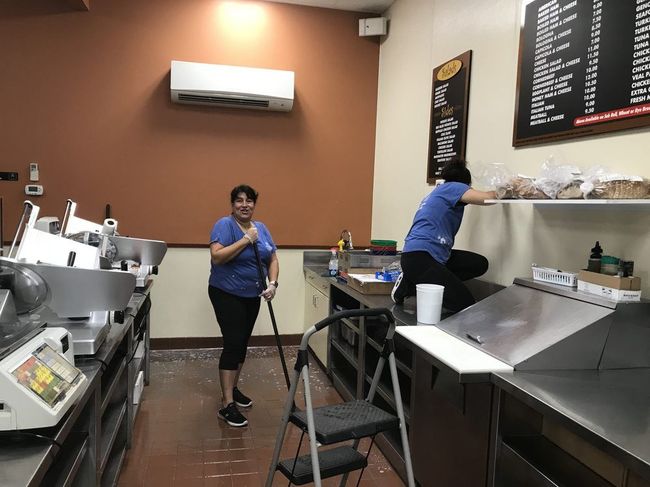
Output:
[25,184,44,196]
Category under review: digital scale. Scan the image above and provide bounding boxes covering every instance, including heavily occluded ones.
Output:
[0,280,86,430]
[0,327,86,430]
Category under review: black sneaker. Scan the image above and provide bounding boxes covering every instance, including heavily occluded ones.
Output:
[218,402,248,427]
[391,273,406,305]
[233,387,253,408]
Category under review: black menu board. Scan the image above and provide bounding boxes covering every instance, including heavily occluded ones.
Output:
[427,51,472,184]
[514,0,650,146]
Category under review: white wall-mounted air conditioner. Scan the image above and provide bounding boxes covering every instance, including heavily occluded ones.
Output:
[170,60,294,112]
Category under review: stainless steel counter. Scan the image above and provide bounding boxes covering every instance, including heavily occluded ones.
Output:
[303,265,329,281]
[304,265,505,333]
[492,368,650,481]
[0,285,152,487]
[0,364,101,487]
[304,253,650,484]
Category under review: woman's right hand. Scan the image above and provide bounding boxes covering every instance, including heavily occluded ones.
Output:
[243,226,258,244]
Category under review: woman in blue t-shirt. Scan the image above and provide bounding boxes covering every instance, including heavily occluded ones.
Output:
[392,160,495,312]
[208,184,279,427]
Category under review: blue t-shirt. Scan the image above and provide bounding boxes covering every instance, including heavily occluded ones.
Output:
[402,182,469,264]
[209,216,277,297]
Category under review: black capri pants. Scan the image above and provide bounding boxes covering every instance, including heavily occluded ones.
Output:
[208,286,261,370]
[401,250,488,313]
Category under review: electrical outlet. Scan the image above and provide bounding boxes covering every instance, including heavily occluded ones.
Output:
[0,172,18,181]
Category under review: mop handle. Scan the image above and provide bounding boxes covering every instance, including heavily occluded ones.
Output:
[251,239,292,391]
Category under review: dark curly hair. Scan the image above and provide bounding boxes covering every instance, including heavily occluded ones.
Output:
[440,159,471,185]
[230,184,258,204]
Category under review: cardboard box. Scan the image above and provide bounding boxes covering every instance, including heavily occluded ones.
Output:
[339,251,399,273]
[340,267,381,277]
[346,273,394,295]
[577,280,642,302]
[577,270,641,291]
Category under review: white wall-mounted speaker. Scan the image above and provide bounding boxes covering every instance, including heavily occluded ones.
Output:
[359,17,387,37]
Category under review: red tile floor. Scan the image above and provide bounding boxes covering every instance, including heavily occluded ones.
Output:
[118,347,404,486]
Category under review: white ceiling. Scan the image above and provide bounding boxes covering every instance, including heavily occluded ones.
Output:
[260,0,394,14]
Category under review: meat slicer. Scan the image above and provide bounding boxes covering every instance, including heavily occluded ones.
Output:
[4,201,136,355]
[61,200,167,288]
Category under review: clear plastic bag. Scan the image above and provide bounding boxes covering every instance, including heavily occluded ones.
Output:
[496,175,549,199]
[580,166,650,199]
[556,181,584,199]
[471,161,513,191]
[536,157,583,199]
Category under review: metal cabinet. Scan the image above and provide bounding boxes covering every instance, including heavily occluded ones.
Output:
[327,284,413,483]
[411,350,494,487]
[127,294,151,448]
[491,384,650,487]
[304,274,330,367]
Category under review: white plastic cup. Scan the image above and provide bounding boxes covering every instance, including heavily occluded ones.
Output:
[416,284,444,325]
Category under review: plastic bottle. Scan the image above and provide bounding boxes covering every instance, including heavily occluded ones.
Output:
[587,241,602,273]
[328,250,338,277]
[600,255,620,276]
[619,260,634,277]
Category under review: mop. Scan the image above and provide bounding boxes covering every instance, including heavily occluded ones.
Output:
[252,242,291,391]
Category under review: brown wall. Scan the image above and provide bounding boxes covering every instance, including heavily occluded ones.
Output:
[0,0,379,246]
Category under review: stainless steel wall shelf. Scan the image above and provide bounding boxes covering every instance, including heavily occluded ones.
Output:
[486,199,650,208]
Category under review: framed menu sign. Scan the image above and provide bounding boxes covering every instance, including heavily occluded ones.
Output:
[514,0,650,146]
[427,50,472,184]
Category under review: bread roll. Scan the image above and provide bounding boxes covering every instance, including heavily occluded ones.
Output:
[587,179,650,199]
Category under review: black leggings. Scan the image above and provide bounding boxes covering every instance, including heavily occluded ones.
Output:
[400,250,488,312]
[208,286,261,370]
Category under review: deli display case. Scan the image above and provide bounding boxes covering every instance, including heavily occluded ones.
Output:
[397,277,650,487]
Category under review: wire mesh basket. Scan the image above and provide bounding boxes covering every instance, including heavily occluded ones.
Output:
[532,266,578,287]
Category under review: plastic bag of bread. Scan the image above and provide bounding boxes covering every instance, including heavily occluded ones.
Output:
[495,179,514,199]
[536,158,583,199]
[471,161,512,192]
[581,175,650,199]
[556,181,584,199]
[496,176,549,199]
[580,167,650,199]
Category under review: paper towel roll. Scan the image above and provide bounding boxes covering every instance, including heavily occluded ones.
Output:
[102,218,118,235]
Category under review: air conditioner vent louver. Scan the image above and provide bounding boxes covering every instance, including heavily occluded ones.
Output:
[177,94,270,108]
[170,61,294,112]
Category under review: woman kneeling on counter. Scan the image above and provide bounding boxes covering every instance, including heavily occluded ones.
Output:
[392,159,495,312]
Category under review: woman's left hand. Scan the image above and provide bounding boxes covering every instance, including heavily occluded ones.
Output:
[260,285,277,301]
